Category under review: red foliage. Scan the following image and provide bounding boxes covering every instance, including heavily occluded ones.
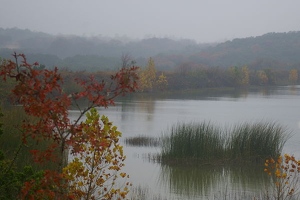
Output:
[0,52,139,198]
[20,170,75,200]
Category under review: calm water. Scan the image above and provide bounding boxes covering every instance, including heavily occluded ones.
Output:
[70,86,300,199]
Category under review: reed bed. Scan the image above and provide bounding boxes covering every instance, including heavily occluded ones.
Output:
[124,136,161,147]
[229,122,288,162]
[161,122,288,165]
[161,122,226,163]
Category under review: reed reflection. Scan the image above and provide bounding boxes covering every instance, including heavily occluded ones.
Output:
[158,163,271,199]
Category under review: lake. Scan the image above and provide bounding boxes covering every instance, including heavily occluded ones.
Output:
[70,86,300,199]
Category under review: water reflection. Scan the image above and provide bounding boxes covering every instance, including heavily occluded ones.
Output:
[118,99,156,122]
[159,163,271,199]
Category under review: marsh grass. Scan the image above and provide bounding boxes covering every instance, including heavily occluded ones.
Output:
[229,122,288,163]
[161,121,288,165]
[161,122,226,163]
[124,136,161,147]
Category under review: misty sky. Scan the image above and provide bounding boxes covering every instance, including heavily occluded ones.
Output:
[1,0,300,42]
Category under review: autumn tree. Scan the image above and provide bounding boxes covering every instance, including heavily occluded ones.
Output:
[63,108,131,199]
[264,154,300,199]
[240,66,249,86]
[0,52,139,199]
[139,57,156,91]
[228,66,249,87]
[289,69,298,85]
[257,70,269,85]
[156,72,168,90]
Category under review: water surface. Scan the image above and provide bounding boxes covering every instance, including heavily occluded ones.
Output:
[71,86,300,199]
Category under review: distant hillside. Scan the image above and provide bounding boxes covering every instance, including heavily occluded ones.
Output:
[1,28,300,71]
[189,31,300,69]
[0,28,209,71]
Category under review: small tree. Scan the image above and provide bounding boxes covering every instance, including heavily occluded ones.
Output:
[139,57,156,91]
[63,108,130,199]
[264,154,300,199]
[156,72,168,90]
[0,52,139,198]
[257,70,269,85]
[228,66,249,87]
[289,69,298,85]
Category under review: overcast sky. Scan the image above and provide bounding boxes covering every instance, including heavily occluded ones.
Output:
[1,0,300,43]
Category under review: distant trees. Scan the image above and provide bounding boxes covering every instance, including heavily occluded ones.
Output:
[289,69,298,85]
[139,57,169,92]
[164,65,296,90]
[156,73,168,90]
[56,64,295,92]
[139,57,157,92]
[228,66,249,87]
[257,70,269,85]
[2,28,300,75]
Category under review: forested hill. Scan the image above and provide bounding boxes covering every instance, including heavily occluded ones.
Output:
[189,31,300,69]
[0,28,300,71]
[0,28,208,71]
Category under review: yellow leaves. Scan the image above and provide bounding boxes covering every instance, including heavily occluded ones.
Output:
[120,172,127,178]
[157,72,168,90]
[265,163,268,167]
[105,154,112,163]
[282,173,287,178]
[275,169,281,177]
[65,108,131,199]
[241,66,249,86]
[139,57,157,92]
[78,181,83,186]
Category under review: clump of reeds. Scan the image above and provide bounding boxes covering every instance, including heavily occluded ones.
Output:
[124,136,161,147]
[228,122,288,163]
[161,122,226,163]
[161,121,289,165]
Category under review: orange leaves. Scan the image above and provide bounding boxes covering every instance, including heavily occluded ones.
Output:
[264,154,300,198]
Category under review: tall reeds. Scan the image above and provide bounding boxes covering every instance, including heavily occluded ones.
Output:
[161,122,288,165]
[229,122,287,162]
[161,122,226,163]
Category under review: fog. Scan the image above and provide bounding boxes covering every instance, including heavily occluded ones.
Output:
[1,0,300,42]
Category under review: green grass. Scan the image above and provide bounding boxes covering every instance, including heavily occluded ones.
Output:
[161,121,288,165]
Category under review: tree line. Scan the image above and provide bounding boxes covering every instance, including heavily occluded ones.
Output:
[2,28,300,73]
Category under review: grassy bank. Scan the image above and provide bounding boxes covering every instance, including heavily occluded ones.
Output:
[161,121,288,165]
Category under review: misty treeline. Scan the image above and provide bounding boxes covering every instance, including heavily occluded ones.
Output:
[1,28,300,92]
[0,28,207,71]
